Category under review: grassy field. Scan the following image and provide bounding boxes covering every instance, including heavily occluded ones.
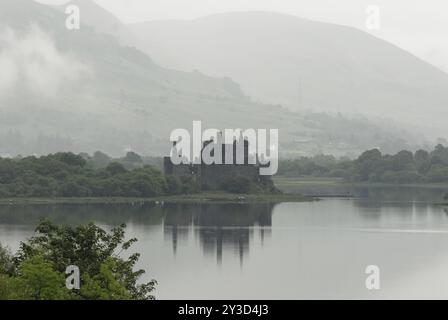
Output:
[274,177,344,187]
[274,176,448,189]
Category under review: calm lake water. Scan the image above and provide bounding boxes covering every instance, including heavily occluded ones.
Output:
[1,184,448,299]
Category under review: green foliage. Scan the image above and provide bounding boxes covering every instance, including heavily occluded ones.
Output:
[0,152,181,198]
[0,245,14,275]
[0,252,71,300]
[124,152,143,164]
[0,221,156,300]
[91,151,112,168]
[278,155,350,178]
[80,260,131,300]
[165,175,182,195]
[278,145,448,184]
[13,255,71,300]
[0,275,15,299]
[106,162,128,176]
[179,176,200,194]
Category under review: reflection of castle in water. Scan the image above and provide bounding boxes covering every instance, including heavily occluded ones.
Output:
[163,203,274,265]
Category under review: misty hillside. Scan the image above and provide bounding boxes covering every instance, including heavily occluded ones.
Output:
[129,11,448,137]
[0,1,422,157]
[54,0,136,47]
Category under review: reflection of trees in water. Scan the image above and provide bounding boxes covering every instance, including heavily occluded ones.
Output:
[351,186,447,219]
[0,202,275,266]
[353,200,440,221]
[0,203,165,226]
[297,184,446,216]
[163,203,274,266]
[287,184,446,204]
[351,186,446,204]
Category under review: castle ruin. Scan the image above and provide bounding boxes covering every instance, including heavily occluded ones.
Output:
[163,136,276,192]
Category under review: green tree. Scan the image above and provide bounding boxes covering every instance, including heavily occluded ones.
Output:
[7,220,156,300]
[106,162,128,176]
[80,258,133,300]
[92,151,112,168]
[415,149,430,173]
[352,149,383,181]
[125,152,143,164]
[13,255,71,300]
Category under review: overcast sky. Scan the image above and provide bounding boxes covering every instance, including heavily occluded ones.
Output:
[36,0,448,72]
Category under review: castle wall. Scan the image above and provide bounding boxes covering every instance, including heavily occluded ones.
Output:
[199,164,260,190]
[164,156,198,180]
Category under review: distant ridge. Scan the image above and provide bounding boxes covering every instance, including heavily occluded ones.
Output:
[129,11,448,137]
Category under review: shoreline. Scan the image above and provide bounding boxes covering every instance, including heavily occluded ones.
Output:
[2,178,446,206]
[0,192,313,205]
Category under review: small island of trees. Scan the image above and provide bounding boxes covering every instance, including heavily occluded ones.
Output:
[0,151,277,199]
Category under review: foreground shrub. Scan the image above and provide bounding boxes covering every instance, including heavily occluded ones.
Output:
[0,220,156,300]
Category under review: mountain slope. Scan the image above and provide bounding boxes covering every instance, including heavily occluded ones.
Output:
[0,1,423,157]
[0,0,254,154]
[129,11,448,136]
[54,0,135,46]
